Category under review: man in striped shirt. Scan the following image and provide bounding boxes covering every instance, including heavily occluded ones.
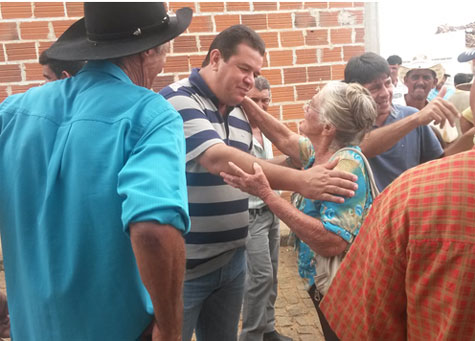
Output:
[160,25,358,341]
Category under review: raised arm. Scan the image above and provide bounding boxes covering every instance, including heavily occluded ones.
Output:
[241,96,301,162]
[201,143,357,203]
[361,96,459,158]
[130,222,186,341]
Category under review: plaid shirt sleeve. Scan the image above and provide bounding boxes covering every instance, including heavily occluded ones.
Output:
[320,149,475,341]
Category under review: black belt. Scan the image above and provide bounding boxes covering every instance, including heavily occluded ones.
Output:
[249,206,270,215]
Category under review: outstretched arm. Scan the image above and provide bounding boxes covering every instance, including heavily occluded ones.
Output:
[361,91,459,158]
[202,143,358,203]
[130,222,185,341]
[241,96,301,163]
[221,162,347,256]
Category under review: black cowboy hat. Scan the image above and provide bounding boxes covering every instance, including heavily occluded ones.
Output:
[46,2,192,61]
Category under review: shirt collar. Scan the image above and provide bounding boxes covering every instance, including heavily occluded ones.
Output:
[78,60,133,85]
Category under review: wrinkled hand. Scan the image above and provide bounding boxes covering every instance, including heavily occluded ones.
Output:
[301,159,357,203]
[220,162,274,200]
[417,87,460,128]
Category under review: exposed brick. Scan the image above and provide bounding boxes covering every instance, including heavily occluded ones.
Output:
[1,2,32,19]
[268,12,292,29]
[355,28,364,43]
[199,2,224,12]
[307,65,331,82]
[168,2,196,12]
[320,10,340,27]
[24,62,43,81]
[267,104,281,120]
[322,47,342,63]
[0,64,22,83]
[226,2,250,12]
[331,28,352,44]
[303,2,327,8]
[241,14,267,31]
[173,35,198,53]
[152,75,175,92]
[187,15,212,33]
[259,69,281,88]
[353,2,365,7]
[279,2,302,10]
[343,45,365,61]
[296,83,322,101]
[285,121,299,133]
[38,41,54,53]
[20,21,50,40]
[253,2,277,11]
[65,2,83,17]
[269,50,293,67]
[189,54,205,69]
[280,31,304,48]
[331,64,345,81]
[271,85,295,102]
[296,48,317,64]
[5,42,36,61]
[259,31,279,48]
[282,103,305,121]
[178,73,190,80]
[284,67,307,84]
[52,20,77,38]
[0,22,19,41]
[0,85,8,103]
[329,2,353,8]
[214,14,240,32]
[294,12,317,28]
[305,29,328,46]
[199,35,216,52]
[11,83,39,94]
[163,55,190,73]
[349,10,364,25]
[0,46,4,62]
[34,2,65,18]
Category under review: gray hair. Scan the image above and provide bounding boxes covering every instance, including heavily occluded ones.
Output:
[318,81,377,148]
[254,76,270,92]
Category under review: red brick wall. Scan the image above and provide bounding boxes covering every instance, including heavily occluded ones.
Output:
[0,2,366,132]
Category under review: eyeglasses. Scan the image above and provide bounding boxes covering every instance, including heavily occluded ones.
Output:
[303,100,318,114]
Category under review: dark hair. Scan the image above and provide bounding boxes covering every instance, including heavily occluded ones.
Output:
[254,76,270,92]
[39,50,85,78]
[454,73,473,86]
[387,55,402,65]
[201,25,265,67]
[344,52,390,85]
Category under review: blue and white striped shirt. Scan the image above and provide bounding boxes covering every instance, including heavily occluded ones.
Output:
[160,68,253,279]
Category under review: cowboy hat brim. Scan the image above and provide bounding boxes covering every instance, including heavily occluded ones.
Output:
[399,63,445,83]
[456,82,473,91]
[46,7,192,61]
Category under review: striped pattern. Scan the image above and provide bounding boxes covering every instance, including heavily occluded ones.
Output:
[160,69,252,278]
[321,149,475,341]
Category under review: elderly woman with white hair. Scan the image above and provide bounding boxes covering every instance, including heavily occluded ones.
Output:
[221,81,379,340]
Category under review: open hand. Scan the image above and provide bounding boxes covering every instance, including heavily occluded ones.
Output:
[300,159,357,203]
[220,162,274,200]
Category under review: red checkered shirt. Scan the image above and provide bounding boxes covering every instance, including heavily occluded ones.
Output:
[321,148,475,340]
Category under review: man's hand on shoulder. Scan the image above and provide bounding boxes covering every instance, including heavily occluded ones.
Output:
[299,159,358,203]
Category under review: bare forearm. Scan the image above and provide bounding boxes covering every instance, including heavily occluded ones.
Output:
[242,98,301,160]
[263,192,347,257]
[130,223,185,340]
[444,127,475,156]
[361,114,419,158]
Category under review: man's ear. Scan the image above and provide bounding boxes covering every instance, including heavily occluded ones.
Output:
[432,77,438,88]
[209,49,222,71]
[60,70,72,79]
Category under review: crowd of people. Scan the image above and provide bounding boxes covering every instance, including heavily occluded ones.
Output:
[0,2,474,341]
